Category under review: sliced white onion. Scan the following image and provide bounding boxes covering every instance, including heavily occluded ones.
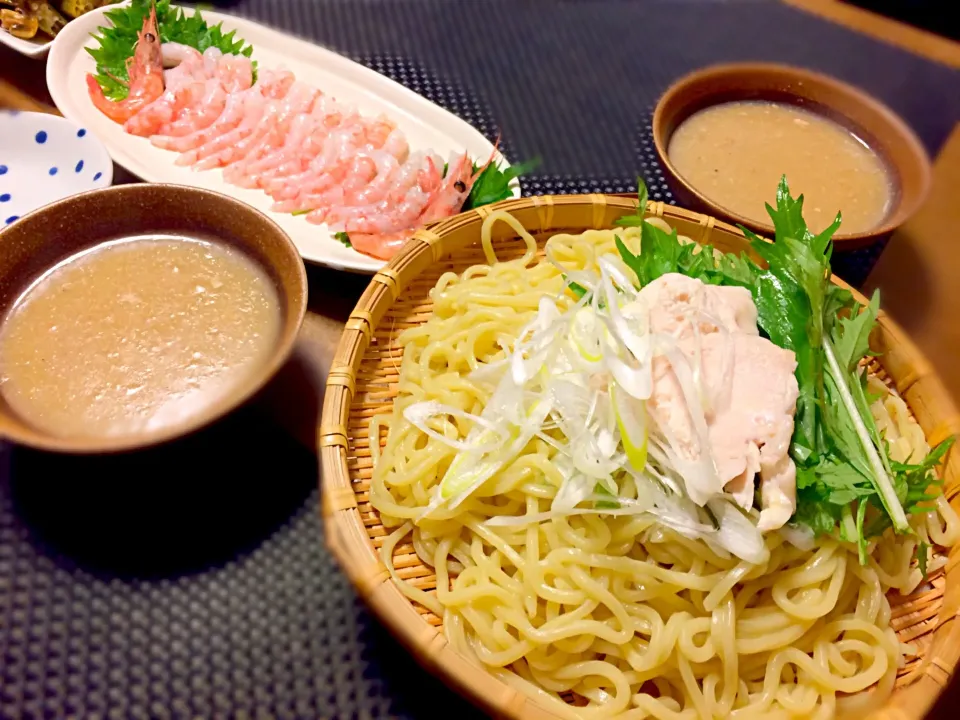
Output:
[403,401,506,452]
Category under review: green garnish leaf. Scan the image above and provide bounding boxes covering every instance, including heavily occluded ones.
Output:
[792,486,841,538]
[87,0,256,101]
[833,291,881,372]
[739,177,911,542]
[612,181,648,227]
[896,436,955,486]
[614,177,756,289]
[291,209,310,217]
[896,436,955,512]
[335,231,352,247]
[463,157,540,211]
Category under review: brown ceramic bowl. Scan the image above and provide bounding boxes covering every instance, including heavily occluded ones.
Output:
[652,63,932,249]
[0,184,308,454]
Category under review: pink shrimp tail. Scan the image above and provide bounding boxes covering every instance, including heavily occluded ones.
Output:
[86,6,164,125]
[86,74,135,125]
[347,231,413,261]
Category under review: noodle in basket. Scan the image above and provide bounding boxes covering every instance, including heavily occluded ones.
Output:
[367,201,959,719]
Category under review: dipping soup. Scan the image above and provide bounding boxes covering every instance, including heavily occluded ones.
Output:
[0,235,281,440]
[667,101,893,234]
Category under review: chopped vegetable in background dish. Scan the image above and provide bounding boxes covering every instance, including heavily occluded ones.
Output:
[1,0,113,40]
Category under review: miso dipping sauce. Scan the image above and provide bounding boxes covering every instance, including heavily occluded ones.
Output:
[0,235,281,440]
[667,101,893,234]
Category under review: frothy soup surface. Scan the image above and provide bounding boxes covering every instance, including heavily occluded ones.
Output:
[667,101,893,234]
[0,236,280,439]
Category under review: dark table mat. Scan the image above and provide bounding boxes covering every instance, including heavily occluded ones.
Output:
[224,0,960,171]
[225,0,960,286]
[3,2,960,719]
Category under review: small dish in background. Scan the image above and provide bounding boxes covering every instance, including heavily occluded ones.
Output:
[652,63,932,250]
[0,0,119,58]
[0,24,52,58]
[0,111,113,226]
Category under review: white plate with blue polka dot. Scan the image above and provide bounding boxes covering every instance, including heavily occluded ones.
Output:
[0,111,113,228]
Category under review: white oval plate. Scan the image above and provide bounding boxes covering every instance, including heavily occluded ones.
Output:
[0,111,113,227]
[46,4,514,273]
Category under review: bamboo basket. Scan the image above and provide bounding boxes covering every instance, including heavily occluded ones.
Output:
[320,195,960,720]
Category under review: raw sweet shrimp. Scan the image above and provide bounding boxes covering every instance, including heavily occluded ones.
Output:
[126,44,226,138]
[166,53,254,139]
[269,158,353,211]
[346,231,411,261]
[150,83,246,153]
[419,147,497,224]
[309,156,437,252]
[363,118,409,161]
[218,85,320,179]
[264,124,366,199]
[338,188,430,236]
[267,113,398,201]
[225,111,319,187]
[322,151,435,228]
[220,123,285,185]
[155,79,227,137]
[339,155,442,234]
[181,91,268,167]
[382,128,409,162]
[188,73,300,171]
[299,186,346,221]
[267,156,347,202]
[193,93,293,171]
[201,47,224,75]
[342,155,380,195]
[152,88,246,152]
[295,155,383,220]
[337,152,474,260]
[216,53,254,93]
[271,146,386,214]
[86,4,164,125]
[363,116,395,147]
[152,70,291,154]
[251,104,360,189]
[124,80,204,137]
[340,151,401,207]
[160,42,203,69]
[273,154,377,214]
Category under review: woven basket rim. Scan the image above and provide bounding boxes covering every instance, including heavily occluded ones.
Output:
[320,194,960,720]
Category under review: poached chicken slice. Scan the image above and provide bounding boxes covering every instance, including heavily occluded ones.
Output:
[639,273,800,531]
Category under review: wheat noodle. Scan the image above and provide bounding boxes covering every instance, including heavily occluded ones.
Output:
[369,210,958,719]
